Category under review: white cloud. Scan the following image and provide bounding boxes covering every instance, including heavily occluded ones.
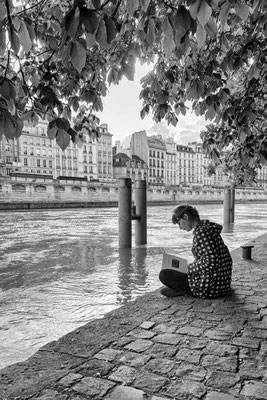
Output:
[97,63,208,145]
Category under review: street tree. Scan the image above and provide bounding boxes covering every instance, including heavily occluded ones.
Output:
[0,0,266,179]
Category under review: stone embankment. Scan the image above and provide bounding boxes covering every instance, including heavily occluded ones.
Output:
[0,234,266,400]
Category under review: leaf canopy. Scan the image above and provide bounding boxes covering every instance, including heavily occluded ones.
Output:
[0,0,266,183]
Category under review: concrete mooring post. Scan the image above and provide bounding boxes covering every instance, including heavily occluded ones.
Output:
[223,187,231,225]
[118,178,147,248]
[223,186,235,225]
[230,186,235,223]
[118,178,132,248]
[134,180,147,245]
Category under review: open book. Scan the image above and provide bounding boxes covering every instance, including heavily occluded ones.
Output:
[162,253,188,274]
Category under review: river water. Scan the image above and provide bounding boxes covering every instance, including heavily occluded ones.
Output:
[0,202,266,369]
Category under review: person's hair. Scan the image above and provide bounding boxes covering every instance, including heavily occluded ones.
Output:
[172,204,200,224]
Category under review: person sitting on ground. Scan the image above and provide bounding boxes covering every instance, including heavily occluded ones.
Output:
[159,204,232,298]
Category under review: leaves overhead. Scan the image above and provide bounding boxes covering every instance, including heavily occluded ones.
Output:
[0,0,266,183]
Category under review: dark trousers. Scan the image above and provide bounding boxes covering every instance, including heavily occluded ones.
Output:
[159,269,193,295]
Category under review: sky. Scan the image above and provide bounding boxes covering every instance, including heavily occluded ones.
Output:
[97,62,208,145]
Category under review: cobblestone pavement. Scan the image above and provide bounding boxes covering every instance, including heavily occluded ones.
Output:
[0,233,266,400]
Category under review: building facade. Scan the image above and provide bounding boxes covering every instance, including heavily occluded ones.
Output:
[1,119,267,190]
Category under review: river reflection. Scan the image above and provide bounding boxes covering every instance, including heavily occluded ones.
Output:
[0,203,266,369]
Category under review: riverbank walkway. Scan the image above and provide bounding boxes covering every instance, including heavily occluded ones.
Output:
[0,233,266,400]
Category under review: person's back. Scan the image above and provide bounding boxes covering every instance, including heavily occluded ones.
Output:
[188,219,232,298]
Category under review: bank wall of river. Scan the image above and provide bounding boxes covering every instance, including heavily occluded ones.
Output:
[0,179,266,210]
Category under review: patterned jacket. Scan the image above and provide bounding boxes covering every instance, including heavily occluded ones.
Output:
[188,219,232,298]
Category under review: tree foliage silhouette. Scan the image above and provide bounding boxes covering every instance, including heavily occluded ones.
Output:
[0,0,266,182]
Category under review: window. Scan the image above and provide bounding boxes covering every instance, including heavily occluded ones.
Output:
[43,160,46,167]
[24,158,28,166]
[49,160,52,168]
[37,159,41,167]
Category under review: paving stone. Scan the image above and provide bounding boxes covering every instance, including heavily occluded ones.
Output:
[94,348,122,361]
[127,328,156,339]
[57,373,83,387]
[119,351,151,367]
[167,379,206,399]
[176,325,204,336]
[176,348,202,364]
[152,333,182,345]
[145,357,176,375]
[113,336,133,347]
[239,358,265,379]
[204,329,233,341]
[106,385,145,400]
[34,389,69,400]
[134,371,168,392]
[146,343,178,358]
[200,313,223,321]
[242,327,267,339]
[74,358,113,377]
[182,337,208,350]
[204,341,238,356]
[231,337,260,350]
[125,339,154,352]
[149,314,173,323]
[248,320,267,329]
[201,355,237,372]
[190,303,214,313]
[260,308,267,317]
[205,391,239,400]
[190,319,219,329]
[174,361,206,381]
[154,322,178,333]
[206,371,241,390]
[108,365,136,384]
[140,321,155,329]
[240,380,267,399]
[72,376,115,397]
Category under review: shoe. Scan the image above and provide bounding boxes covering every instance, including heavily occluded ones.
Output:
[160,287,184,297]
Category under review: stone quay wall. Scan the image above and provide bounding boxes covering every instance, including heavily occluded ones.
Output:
[0,179,267,210]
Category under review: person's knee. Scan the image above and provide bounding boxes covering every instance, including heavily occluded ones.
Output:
[159,269,168,285]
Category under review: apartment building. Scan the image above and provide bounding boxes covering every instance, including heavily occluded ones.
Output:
[0,118,114,183]
[147,136,166,185]
[113,153,147,181]
[95,124,113,182]
[165,137,177,186]
[176,144,195,186]
[0,135,20,176]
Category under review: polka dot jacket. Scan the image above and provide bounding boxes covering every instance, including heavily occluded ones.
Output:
[188,219,232,299]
